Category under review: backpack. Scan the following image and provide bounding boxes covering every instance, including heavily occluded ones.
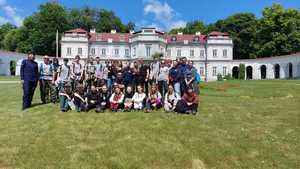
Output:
[195,72,201,83]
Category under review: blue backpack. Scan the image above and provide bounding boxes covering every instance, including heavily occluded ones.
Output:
[195,72,201,83]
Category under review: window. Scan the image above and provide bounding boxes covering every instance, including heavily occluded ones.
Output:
[223,66,227,76]
[125,49,129,57]
[171,36,177,42]
[223,49,227,58]
[177,49,181,57]
[115,48,119,56]
[212,66,217,76]
[133,47,136,57]
[200,50,204,58]
[78,48,82,55]
[91,48,95,55]
[167,49,171,57]
[67,47,71,56]
[193,36,199,42]
[146,46,151,57]
[101,48,106,56]
[190,49,194,57]
[213,49,217,58]
[199,67,204,76]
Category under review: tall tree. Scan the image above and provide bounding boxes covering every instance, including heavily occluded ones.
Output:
[0,23,16,49]
[255,4,300,57]
[213,13,258,59]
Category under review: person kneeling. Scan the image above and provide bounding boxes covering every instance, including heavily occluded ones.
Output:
[86,85,101,112]
[74,84,88,112]
[109,86,124,112]
[132,85,146,110]
[175,87,198,115]
[59,82,74,112]
[146,85,162,112]
[123,86,134,112]
[164,85,180,112]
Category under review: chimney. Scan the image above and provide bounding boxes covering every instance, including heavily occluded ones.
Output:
[177,32,183,35]
[90,29,96,33]
[111,29,117,34]
[195,32,201,35]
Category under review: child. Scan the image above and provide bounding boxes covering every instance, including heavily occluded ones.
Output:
[59,82,74,112]
[99,85,111,112]
[86,85,101,112]
[109,86,124,112]
[132,85,147,110]
[123,86,134,111]
[73,84,87,112]
[164,85,180,112]
[146,85,162,112]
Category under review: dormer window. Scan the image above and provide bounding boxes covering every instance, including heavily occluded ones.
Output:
[193,36,199,42]
[171,36,177,42]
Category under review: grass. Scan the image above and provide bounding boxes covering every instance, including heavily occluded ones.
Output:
[0,75,20,81]
[0,79,299,169]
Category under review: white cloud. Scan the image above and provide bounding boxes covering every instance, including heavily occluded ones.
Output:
[0,0,23,26]
[0,16,9,25]
[142,0,186,31]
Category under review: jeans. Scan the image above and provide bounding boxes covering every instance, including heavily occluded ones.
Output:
[174,82,181,96]
[59,95,70,111]
[158,80,168,98]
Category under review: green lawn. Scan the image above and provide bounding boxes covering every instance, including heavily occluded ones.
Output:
[0,80,299,169]
[0,76,20,81]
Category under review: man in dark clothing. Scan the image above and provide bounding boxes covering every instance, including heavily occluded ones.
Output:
[99,85,111,112]
[86,85,101,112]
[177,57,189,96]
[21,54,39,110]
[123,66,133,88]
[138,59,150,94]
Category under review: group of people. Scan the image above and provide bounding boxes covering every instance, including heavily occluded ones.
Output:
[21,54,201,114]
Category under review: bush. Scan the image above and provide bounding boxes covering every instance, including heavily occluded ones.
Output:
[217,73,223,81]
[239,64,245,80]
[224,74,233,80]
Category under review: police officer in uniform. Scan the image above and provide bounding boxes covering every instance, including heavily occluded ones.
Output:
[20,53,39,110]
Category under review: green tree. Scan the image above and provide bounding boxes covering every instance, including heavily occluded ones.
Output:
[239,64,245,80]
[13,2,69,55]
[255,4,300,57]
[0,23,16,49]
[213,13,258,59]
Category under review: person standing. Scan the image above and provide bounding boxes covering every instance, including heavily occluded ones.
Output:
[39,55,55,104]
[157,60,169,98]
[71,55,84,90]
[20,53,39,110]
[138,59,150,95]
[57,58,71,92]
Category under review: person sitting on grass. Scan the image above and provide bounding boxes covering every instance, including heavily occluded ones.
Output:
[86,85,101,113]
[175,87,198,115]
[73,84,87,112]
[123,86,134,112]
[146,85,162,112]
[164,85,180,112]
[59,82,74,112]
[109,86,124,112]
[99,85,110,112]
[132,85,147,110]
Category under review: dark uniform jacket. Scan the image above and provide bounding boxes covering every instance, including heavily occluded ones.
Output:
[20,59,39,81]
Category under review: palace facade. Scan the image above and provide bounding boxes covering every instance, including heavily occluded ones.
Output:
[61,27,233,81]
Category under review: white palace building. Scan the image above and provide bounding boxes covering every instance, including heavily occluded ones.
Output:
[0,27,300,81]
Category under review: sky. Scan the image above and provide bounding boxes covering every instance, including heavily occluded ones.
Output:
[0,0,299,31]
